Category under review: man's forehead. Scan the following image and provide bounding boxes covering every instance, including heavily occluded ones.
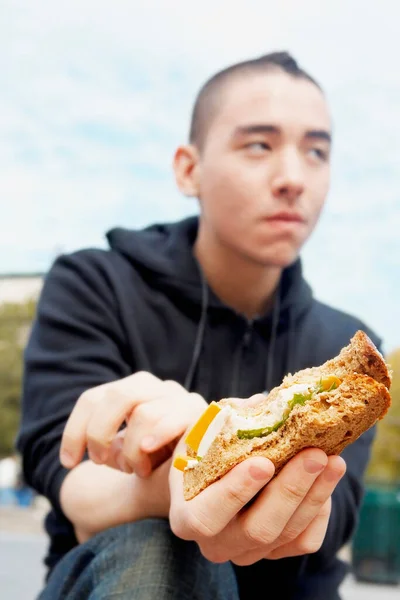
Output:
[216,72,331,131]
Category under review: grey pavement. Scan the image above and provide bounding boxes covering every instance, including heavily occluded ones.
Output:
[0,532,47,599]
[0,531,399,600]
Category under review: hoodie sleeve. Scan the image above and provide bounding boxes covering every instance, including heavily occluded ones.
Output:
[16,250,132,514]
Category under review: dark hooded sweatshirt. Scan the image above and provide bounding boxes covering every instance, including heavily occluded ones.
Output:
[17,216,381,599]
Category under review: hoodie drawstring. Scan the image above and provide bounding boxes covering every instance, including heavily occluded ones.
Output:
[184,272,294,398]
[264,284,281,394]
[286,309,296,379]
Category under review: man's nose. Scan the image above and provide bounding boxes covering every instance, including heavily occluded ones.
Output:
[270,150,305,203]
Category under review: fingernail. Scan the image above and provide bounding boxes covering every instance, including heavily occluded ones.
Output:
[60,450,74,468]
[91,448,108,464]
[117,456,129,473]
[135,461,151,478]
[304,459,325,474]
[249,464,271,481]
[324,468,343,483]
[113,437,124,452]
[141,436,156,451]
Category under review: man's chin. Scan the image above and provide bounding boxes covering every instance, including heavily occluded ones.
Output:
[253,247,300,269]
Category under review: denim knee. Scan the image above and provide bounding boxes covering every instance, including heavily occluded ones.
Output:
[39,518,239,600]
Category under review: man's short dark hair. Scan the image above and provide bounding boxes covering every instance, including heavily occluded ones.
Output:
[189,51,322,150]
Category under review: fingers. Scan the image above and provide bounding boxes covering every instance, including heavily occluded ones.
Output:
[238,448,329,545]
[140,403,206,454]
[121,395,207,477]
[122,400,174,476]
[231,499,332,566]
[60,385,105,467]
[169,456,275,541]
[92,430,166,477]
[86,389,140,464]
[207,448,328,561]
[103,430,127,471]
[170,446,345,567]
[267,498,332,560]
[221,453,345,565]
[60,371,166,468]
[271,455,346,549]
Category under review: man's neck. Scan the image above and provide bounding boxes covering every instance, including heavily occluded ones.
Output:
[194,225,282,319]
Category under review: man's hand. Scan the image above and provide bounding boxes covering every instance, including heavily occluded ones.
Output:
[60,372,207,477]
[169,444,346,565]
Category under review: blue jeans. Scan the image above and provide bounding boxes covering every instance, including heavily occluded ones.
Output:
[38,518,240,599]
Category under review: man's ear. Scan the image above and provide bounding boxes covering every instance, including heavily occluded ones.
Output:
[173,144,200,197]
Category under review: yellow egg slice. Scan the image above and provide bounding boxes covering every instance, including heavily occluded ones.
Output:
[320,375,342,391]
[185,402,221,453]
[173,455,191,472]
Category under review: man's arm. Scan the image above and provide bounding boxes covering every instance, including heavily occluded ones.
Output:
[16,250,134,515]
[60,459,171,542]
[17,251,205,541]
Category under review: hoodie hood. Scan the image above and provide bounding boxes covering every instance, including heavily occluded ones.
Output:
[106,215,313,322]
[107,216,201,284]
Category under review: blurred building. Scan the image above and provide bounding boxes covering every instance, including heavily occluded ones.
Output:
[0,274,43,305]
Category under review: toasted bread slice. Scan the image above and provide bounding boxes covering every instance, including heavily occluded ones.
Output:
[181,331,392,500]
[281,329,392,389]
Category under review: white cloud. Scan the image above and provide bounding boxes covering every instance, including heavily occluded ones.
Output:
[0,0,399,351]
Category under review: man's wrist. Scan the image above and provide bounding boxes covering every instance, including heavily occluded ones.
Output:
[133,459,171,519]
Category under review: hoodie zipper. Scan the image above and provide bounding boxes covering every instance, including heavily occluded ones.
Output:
[242,321,253,349]
[231,319,254,397]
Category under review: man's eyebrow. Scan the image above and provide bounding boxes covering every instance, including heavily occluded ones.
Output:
[233,124,280,137]
[232,124,332,144]
[305,130,332,143]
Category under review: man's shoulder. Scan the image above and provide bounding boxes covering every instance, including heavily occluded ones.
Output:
[39,247,138,307]
[309,298,382,350]
[47,246,131,280]
[291,299,384,374]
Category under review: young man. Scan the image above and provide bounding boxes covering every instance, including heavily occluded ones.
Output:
[17,52,382,600]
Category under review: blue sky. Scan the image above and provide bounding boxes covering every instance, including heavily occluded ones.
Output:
[1,0,399,353]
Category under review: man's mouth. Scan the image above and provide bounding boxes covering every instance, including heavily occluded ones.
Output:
[265,211,305,223]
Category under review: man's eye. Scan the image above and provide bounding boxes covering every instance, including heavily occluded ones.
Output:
[308,148,329,161]
[245,142,271,152]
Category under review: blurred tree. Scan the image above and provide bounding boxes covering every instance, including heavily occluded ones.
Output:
[366,347,400,484]
[0,300,36,458]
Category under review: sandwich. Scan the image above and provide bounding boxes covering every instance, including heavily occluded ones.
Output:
[173,330,392,500]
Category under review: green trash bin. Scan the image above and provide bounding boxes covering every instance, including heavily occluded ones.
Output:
[351,483,400,585]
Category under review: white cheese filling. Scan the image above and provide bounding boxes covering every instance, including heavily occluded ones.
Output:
[193,383,312,464]
[184,459,200,470]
